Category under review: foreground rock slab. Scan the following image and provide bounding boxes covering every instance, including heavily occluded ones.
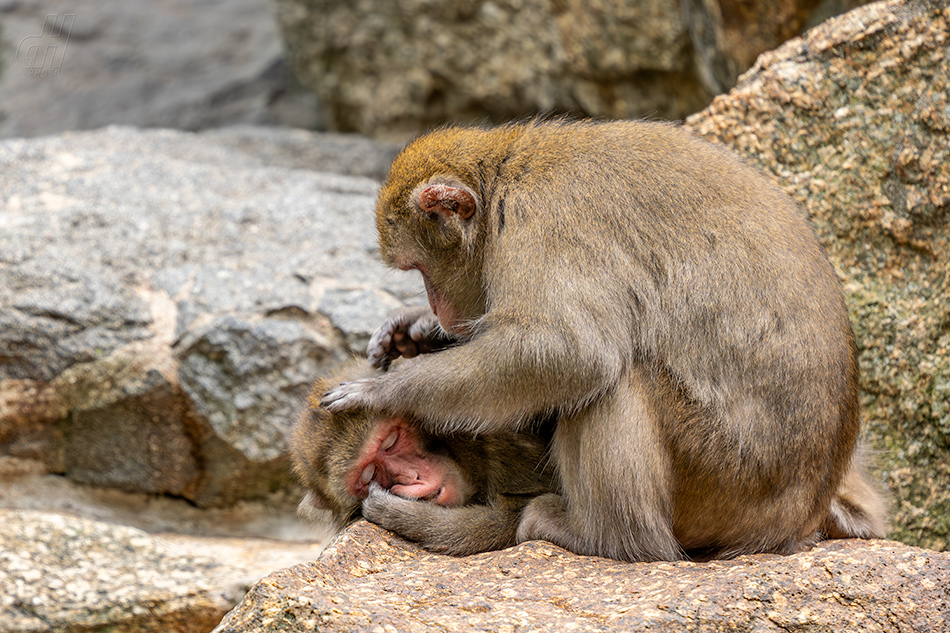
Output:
[215,522,949,633]
[0,509,322,633]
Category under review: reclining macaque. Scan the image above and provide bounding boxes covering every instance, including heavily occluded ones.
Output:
[291,362,556,555]
[322,119,887,561]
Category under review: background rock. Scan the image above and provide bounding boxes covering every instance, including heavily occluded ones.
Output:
[0,0,321,139]
[271,0,870,139]
[687,0,950,551]
[0,125,416,506]
[0,509,322,633]
[215,522,950,633]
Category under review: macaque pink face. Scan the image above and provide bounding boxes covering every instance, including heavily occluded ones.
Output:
[346,418,472,506]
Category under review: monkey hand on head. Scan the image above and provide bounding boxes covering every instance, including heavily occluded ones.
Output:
[293,362,556,556]
[367,305,454,370]
[323,119,886,562]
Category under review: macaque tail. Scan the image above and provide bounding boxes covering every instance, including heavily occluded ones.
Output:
[821,453,888,539]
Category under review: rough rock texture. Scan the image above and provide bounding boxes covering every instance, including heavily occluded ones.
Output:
[0,509,322,633]
[0,125,412,506]
[0,0,321,139]
[215,522,950,633]
[686,0,950,550]
[272,0,863,139]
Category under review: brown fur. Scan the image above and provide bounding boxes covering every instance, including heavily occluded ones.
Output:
[324,119,887,561]
[292,362,556,555]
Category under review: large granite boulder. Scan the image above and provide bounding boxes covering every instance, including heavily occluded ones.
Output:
[215,522,950,632]
[686,0,950,550]
[0,125,408,506]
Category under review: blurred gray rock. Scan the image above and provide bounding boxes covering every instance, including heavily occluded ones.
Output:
[178,316,332,463]
[0,125,420,505]
[271,0,869,138]
[0,264,153,381]
[198,125,399,180]
[67,369,200,495]
[0,0,322,139]
[0,509,321,633]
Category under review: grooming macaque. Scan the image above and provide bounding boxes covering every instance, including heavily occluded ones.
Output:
[292,363,555,555]
[324,119,887,561]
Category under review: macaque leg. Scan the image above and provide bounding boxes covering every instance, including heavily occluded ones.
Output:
[363,483,531,556]
[517,369,681,562]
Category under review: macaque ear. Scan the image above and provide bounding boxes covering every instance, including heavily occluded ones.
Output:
[417,183,477,220]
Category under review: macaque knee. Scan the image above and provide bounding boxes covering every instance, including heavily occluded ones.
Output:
[516,494,571,546]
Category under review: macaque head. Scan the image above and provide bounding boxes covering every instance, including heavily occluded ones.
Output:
[291,378,474,525]
[376,128,497,335]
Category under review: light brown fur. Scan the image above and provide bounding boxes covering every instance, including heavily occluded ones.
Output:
[293,362,556,555]
[324,119,887,561]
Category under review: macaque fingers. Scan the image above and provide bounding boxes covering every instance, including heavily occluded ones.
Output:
[320,378,378,412]
[368,306,447,370]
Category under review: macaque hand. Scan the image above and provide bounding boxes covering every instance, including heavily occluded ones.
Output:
[362,481,418,526]
[368,306,446,371]
[320,377,381,413]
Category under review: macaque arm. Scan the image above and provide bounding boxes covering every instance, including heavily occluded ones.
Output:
[324,316,623,434]
[326,187,631,432]
[362,483,530,555]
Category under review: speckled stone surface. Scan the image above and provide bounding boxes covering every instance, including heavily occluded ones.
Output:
[216,522,950,632]
[1,510,227,633]
[0,125,412,506]
[0,509,323,633]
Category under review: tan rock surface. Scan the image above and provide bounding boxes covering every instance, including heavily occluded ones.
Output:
[215,522,950,632]
[272,0,856,138]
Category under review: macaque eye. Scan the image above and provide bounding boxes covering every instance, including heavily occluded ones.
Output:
[359,462,375,485]
[381,431,398,452]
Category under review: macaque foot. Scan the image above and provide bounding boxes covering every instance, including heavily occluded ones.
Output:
[516,493,570,545]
